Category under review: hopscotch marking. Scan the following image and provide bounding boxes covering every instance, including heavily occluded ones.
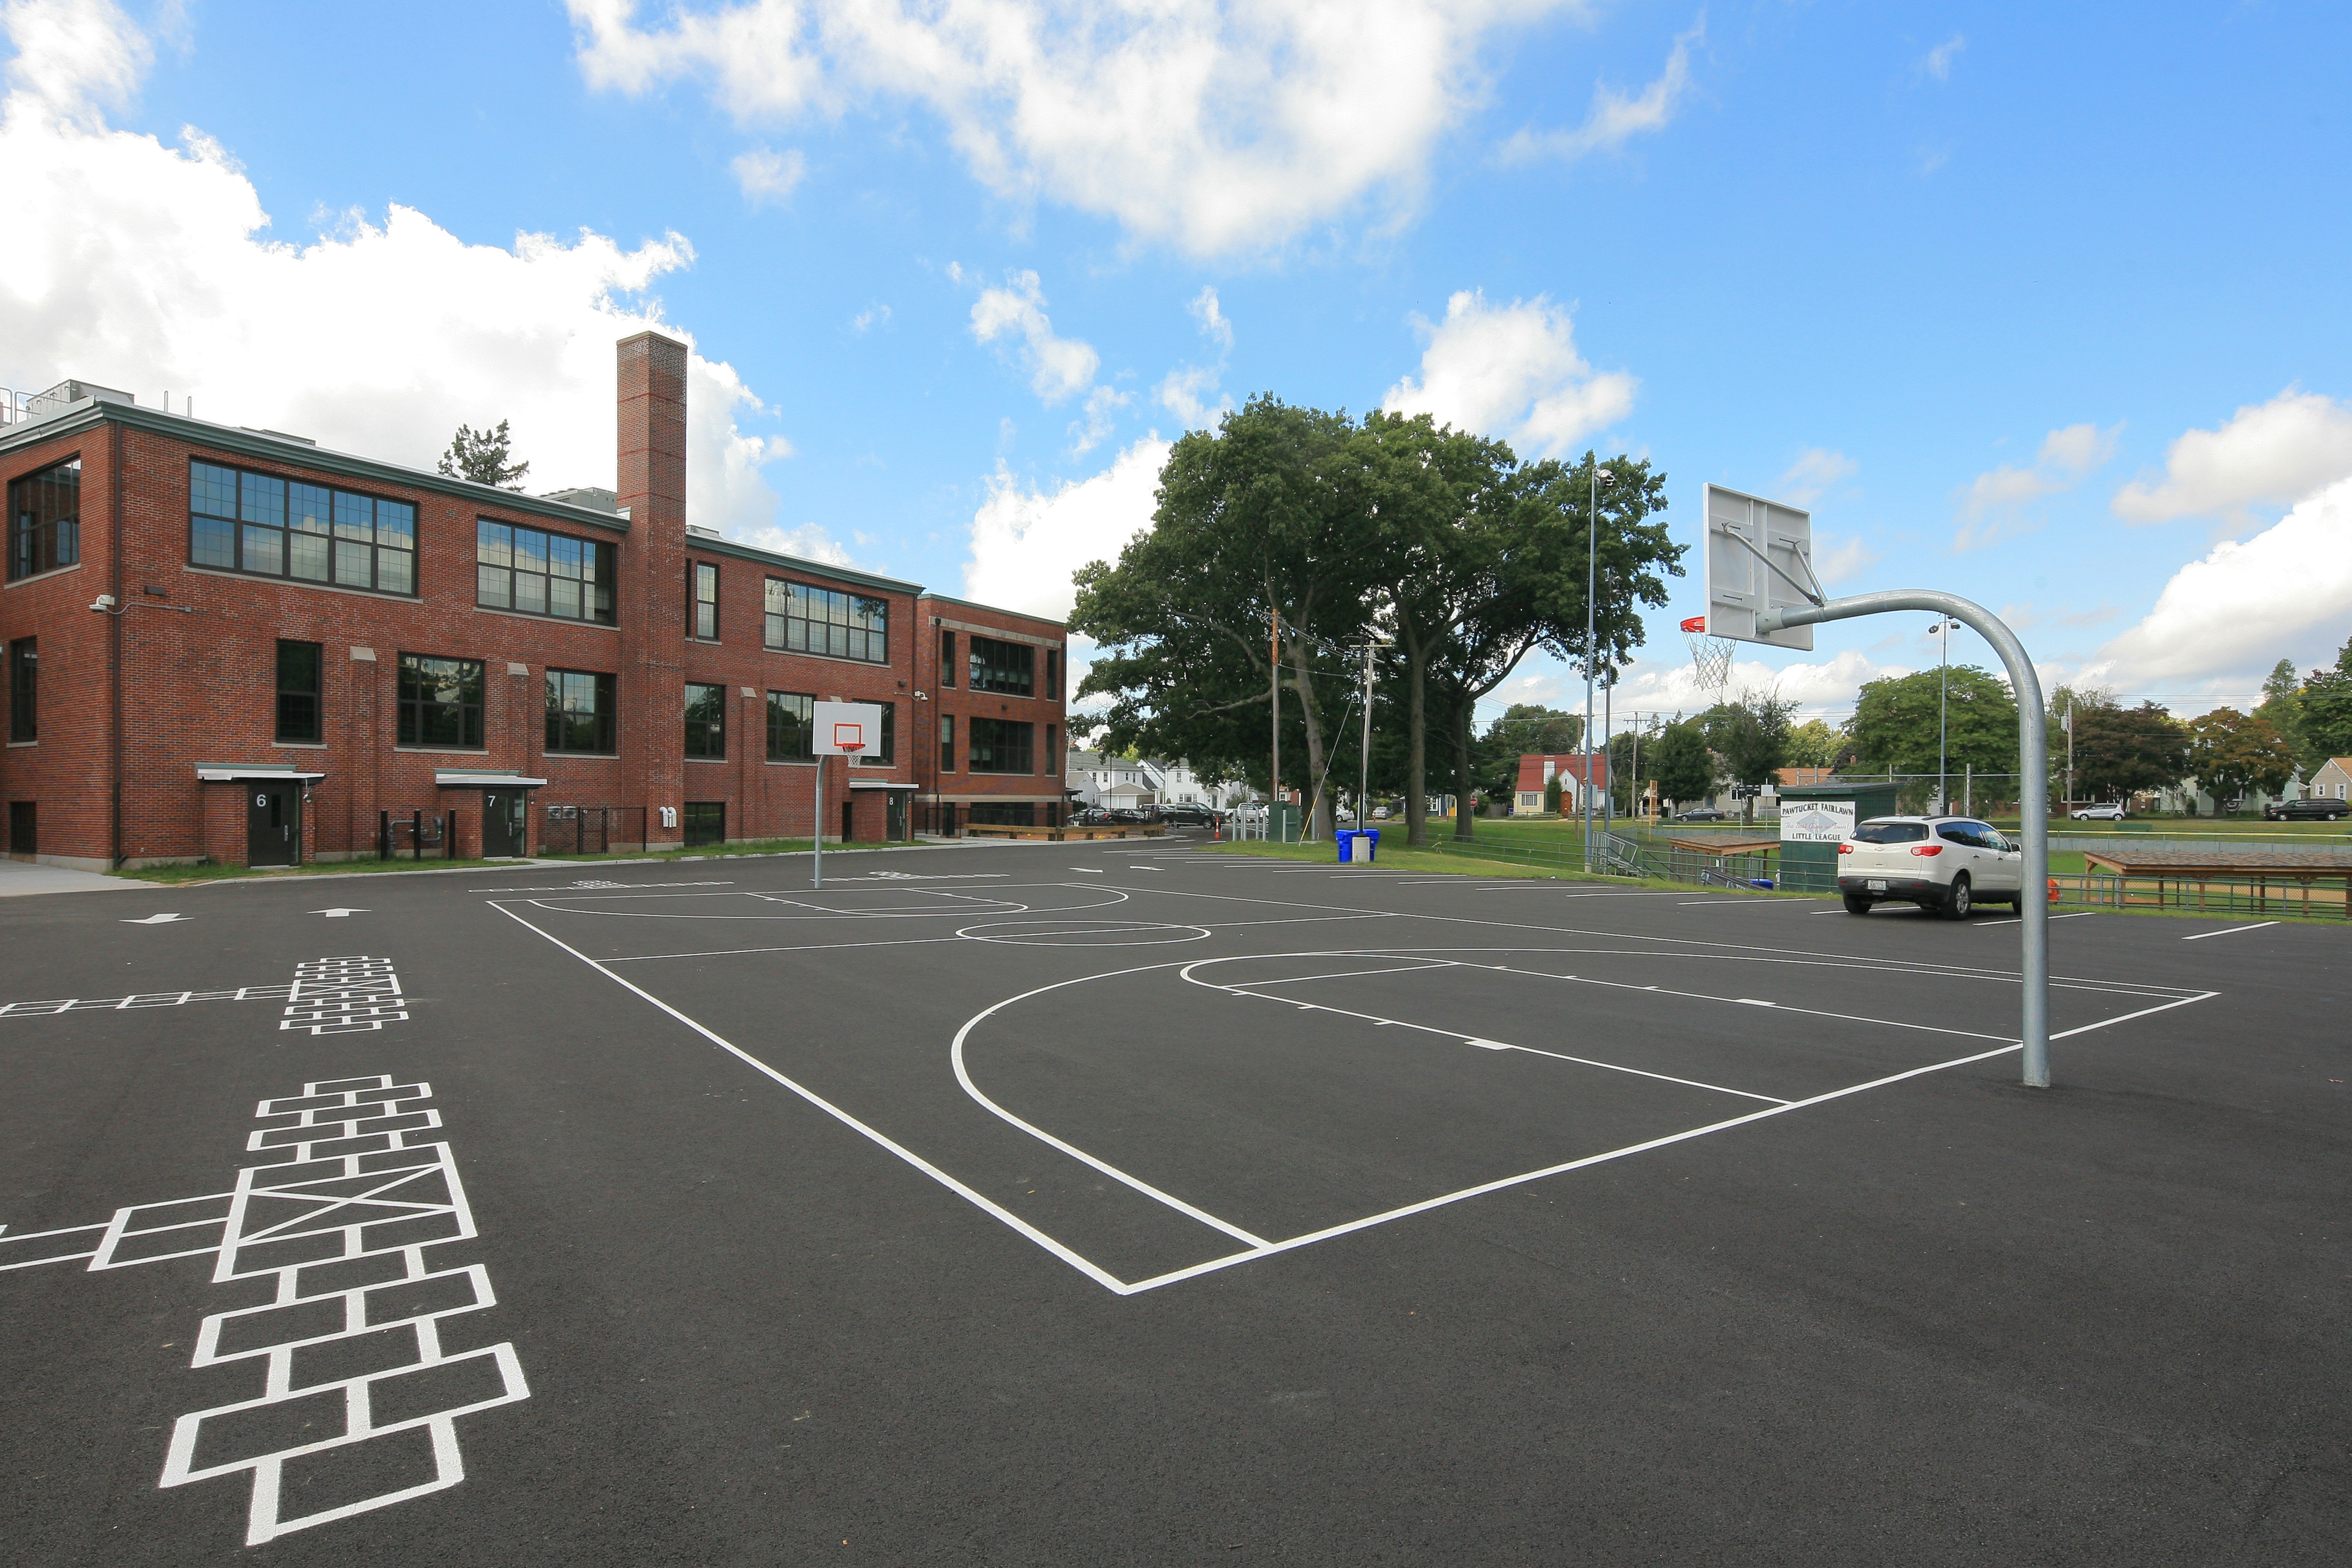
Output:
[281,956,407,1035]
[0,983,296,1019]
[0,1075,528,1546]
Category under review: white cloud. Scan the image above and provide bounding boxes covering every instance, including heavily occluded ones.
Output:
[1952,421,2118,549]
[1155,284,1234,430]
[1513,646,1912,724]
[1812,533,1878,586]
[730,144,806,204]
[1922,34,1964,81]
[969,269,1099,404]
[737,520,852,566]
[0,0,796,541]
[850,302,890,332]
[1501,18,1700,163]
[2111,388,2352,523]
[963,435,1168,620]
[1067,382,1131,457]
[1776,447,1855,506]
[1187,284,1233,352]
[567,0,1580,256]
[2082,474,2352,687]
[1382,289,1635,459]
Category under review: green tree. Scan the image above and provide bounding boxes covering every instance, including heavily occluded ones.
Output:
[1543,773,1563,814]
[1647,722,1716,809]
[1784,718,1840,769]
[2184,707,2295,810]
[438,420,530,488]
[2296,636,2352,771]
[1072,397,1382,840]
[1700,689,1797,820]
[1849,666,2019,807]
[2254,658,2307,770]
[2071,702,2189,801]
[1474,703,1583,800]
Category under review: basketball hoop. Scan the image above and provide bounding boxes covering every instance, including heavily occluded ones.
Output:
[1681,615,1735,699]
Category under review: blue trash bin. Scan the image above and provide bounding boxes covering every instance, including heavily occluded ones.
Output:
[1335,829,1356,864]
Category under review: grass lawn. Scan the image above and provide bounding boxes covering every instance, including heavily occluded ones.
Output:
[1196,837,1815,897]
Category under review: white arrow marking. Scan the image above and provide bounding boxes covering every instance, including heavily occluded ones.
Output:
[123,914,188,925]
[309,908,370,918]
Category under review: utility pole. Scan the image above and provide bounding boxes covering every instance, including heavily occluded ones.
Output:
[1583,458,1613,871]
[2064,696,2075,814]
[1269,605,1281,844]
[1602,676,1613,835]
[1358,638,1378,836]
[1932,616,1958,813]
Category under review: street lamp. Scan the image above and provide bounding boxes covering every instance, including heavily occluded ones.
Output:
[1584,459,1614,870]
[1929,617,1961,813]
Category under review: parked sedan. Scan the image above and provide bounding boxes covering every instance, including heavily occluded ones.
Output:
[2264,796,2350,821]
[1674,808,1729,822]
[1838,816,2024,918]
[2069,802,2127,821]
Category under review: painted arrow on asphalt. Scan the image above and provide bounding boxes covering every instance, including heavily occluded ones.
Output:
[123,913,188,925]
[310,908,370,918]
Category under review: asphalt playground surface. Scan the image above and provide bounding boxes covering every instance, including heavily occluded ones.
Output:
[1,833,2344,1565]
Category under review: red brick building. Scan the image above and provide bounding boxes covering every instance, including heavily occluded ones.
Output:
[0,334,1066,869]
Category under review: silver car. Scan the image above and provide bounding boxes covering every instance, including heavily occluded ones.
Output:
[1837,815,2024,918]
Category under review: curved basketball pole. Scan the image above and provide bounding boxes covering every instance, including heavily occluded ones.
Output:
[1756,591,2051,1088]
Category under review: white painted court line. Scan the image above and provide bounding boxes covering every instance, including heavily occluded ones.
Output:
[2181,921,2279,941]
[1971,911,2101,928]
[2048,991,2217,1038]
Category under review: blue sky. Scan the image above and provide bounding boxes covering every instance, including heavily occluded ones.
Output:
[5,0,2349,728]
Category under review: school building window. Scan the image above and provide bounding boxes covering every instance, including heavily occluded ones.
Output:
[968,717,1032,774]
[8,638,34,741]
[767,691,814,761]
[476,519,616,624]
[692,562,719,639]
[685,683,727,759]
[1046,648,1059,701]
[938,628,956,686]
[939,713,955,771]
[545,670,616,754]
[968,635,1033,697]
[191,463,416,595]
[9,458,79,580]
[850,701,894,766]
[275,640,322,744]
[766,579,888,664]
[396,654,484,749]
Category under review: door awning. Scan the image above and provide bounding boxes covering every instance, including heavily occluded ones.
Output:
[847,780,921,792]
[435,771,547,788]
[195,765,326,782]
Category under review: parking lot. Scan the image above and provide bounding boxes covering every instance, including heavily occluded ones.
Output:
[2,835,2344,1564]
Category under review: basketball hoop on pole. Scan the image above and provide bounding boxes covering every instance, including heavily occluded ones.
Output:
[1681,615,1736,702]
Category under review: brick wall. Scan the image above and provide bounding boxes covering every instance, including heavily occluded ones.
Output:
[914,596,1069,830]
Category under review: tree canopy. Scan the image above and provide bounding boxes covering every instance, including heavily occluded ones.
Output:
[1847,666,2020,788]
[438,420,530,489]
[1645,722,1716,808]
[1070,396,1684,843]
[2185,708,2295,807]
[2295,635,2352,771]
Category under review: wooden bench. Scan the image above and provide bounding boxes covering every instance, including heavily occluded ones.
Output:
[960,823,1168,842]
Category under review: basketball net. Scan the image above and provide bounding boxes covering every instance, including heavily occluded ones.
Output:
[1681,616,1735,702]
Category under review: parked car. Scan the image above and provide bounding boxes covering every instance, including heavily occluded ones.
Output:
[1158,803,1218,827]
[2069,802,2127,822]
[1370,806,1391,820]
[1838,815,2024,918]
[1068,807,1116,826]
[2264,796,2350,821]
[1674,808,1728,822]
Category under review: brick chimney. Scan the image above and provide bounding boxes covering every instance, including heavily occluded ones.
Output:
[617,331,689,846]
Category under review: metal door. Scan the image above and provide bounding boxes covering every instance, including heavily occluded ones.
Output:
[483,789,528,857]
[886,792,907,841]
[247,782,300,867]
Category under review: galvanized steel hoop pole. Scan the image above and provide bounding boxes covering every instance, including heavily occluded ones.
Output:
[1758,590,2050,1087]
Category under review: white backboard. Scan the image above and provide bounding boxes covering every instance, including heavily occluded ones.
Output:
[812,701,883,757]
[1703,484,1818,650]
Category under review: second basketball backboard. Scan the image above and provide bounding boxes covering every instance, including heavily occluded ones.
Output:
[1702,484,1820,650]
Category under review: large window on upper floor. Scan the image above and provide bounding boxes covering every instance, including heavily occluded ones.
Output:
[685,682,727,759]
[968,717,1033,774]
[767,691,814,761]
[9,458,79,580]
[276,640,322,744]
[191,463,416,594]
[477,519,615,624]
[969,635,1034,696]
[766,578,887,664]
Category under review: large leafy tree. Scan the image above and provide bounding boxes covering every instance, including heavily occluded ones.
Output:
[2071,701,2190,801]
[2184,707,2295,809]
[1072,397,1381,838]
[1700,689,1798,818]
[1646,722,1716,809]
[1847,666,2020,797]
[2296,635,2352,770]
[1474,704,1584,800]
[438,420,530,488]
[1784,718,1840,768]
[2254,659,2308,771]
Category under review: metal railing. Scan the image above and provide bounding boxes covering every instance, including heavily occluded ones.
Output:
[540,805,646,856]
[2055,871,2349,920]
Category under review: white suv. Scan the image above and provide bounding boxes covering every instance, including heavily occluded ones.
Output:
[1837,816,2022,918]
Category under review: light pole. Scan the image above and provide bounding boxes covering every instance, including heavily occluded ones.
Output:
[1930,616,1960,812]
[1583,459,1613,870]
